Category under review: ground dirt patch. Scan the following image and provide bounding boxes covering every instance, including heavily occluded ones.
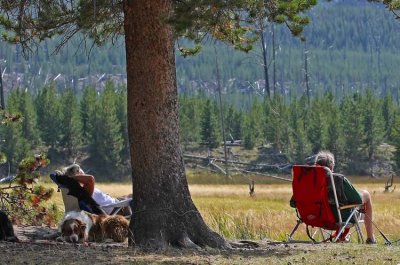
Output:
[0,226,399,264]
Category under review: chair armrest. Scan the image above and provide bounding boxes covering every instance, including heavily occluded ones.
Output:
[101,198,132,209]
[339,204,362,210]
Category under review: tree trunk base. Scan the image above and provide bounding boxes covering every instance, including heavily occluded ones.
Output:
[129,210,231,250]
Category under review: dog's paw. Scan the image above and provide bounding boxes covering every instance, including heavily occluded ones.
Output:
[43,231,61,240]
[56,236,66,242]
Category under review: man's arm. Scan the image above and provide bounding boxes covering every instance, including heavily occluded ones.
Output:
[70,174,95,196]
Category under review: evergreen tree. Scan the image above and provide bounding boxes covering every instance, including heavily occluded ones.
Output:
[80,86,98,145]
[232,109,244,141]
[243,114,256,150]
[59,89,82,156]
[322,93,344,169]
[0,123,31,171]
[392,108,400,171]
[179,95,201,146]
[0,95,31,171]
[115,87,130,162]
[340,93,365,173]
[14,90,41,145]
[307,97,324,154]
[200,99,220,149]
[35,85,61,149]
[361,90,384,161]
[382,94,396,142]
[224,104,236,142]
[250,98,264,145]
[94,82,123,176]
[289,95,310,163]
[264,95,288,153]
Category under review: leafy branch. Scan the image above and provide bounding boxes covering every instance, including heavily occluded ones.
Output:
[0,155,60,225]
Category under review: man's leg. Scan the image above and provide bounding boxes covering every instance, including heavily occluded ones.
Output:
[361,190,375,242]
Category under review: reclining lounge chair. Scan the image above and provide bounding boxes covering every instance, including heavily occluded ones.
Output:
[50,172,132,218]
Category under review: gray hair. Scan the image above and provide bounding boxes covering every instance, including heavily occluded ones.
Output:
[315,151,335,169]
[63,164,81,177]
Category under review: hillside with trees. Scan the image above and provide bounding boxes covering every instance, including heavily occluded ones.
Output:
[0,0,399,179]
[0,1,398,101]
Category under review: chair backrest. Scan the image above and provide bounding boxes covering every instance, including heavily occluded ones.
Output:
[50,173,105,215]
[291,165,342,230]
[60,187,81,212]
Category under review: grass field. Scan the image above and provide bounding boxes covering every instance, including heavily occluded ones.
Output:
[47,175,400,244]
[3,175,399,264]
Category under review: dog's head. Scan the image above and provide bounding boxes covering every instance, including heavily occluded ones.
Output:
[60,211,92,243]
[60,218,87,243]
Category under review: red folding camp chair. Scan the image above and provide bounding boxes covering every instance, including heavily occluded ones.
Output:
[288,165,364,243]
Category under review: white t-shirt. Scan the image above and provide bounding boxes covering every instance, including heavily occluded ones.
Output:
[92,188,119,214]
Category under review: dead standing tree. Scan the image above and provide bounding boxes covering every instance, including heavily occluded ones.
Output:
[384,173,395,193]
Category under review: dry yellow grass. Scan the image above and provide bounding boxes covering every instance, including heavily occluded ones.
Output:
[45,179,400,244]
[190,182,400,243]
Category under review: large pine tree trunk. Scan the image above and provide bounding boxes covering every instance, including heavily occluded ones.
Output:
[123,0,229,249]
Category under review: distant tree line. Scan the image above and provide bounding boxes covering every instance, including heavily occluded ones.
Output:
[0,82,129,180]
[1,83,400,177]
[179,90,400,175]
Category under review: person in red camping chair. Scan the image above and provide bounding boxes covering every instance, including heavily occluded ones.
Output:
[315,151,376,244]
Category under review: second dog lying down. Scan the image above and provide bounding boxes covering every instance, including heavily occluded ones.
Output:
[60,211,129,243]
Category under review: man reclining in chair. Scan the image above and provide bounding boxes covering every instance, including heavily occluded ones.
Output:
[62,164,131,215]
[315,151,376,244]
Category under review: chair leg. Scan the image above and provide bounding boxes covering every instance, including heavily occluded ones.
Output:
[288,219,302,242]
[353,212,364,243]
[333,208,358,242]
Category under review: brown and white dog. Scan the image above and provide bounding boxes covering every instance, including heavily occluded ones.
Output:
[59,211,129,243]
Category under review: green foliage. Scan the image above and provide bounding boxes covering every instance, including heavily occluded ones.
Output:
[382,94,396,142]
[393,111,400,171]
[59,89,82,156]
[264,95,288,153]
[0,155,60,226]
[0,123,31,170]
[321,93,344,168]
[340,94,366,173]
[307,98,324,154]
[35,85,61,148]
[6,90,41,145]
[80,86,98,145]
[0,81,397,177]
[115,88,129,162]
[92,82,124,176]
[361,90,384,161]
[243,115,256,150]
[200,99,220,149]
[179,95,202,146]
[0,97,32,169]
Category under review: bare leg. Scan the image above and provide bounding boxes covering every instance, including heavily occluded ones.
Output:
[361,190,375,241]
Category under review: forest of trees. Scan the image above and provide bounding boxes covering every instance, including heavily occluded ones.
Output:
[0,0,400,178]
[1,84,400,178]
[179,90,400,175]
[176,0,400,102]
[0,1,399,102]
[0,83,129,180]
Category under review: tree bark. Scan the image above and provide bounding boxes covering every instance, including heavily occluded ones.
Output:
[123,0,229,249]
